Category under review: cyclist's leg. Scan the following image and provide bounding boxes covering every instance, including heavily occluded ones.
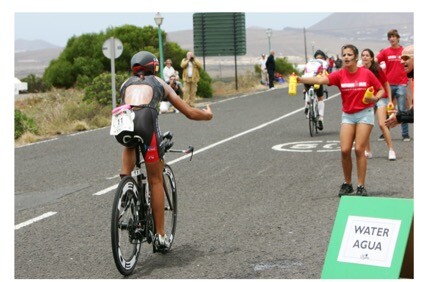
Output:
[317,86,325,119]
[120,148,136,177]
[316,86,325,129]
[303,84,310,115]
[145,160,165,236]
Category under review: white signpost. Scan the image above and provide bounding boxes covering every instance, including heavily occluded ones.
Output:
[102,37,123,109]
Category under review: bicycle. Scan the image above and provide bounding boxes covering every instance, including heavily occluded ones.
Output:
[305,86,319,137]
[110,130,194,276]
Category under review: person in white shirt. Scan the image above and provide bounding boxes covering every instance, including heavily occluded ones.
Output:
[258,54,268,86]
[163,59,175,83]
[302,49,329,130]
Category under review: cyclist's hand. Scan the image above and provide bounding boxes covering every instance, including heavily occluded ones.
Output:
[202,104,213,120]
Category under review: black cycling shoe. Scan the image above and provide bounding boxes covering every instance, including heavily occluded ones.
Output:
[356,185,368,196]
[338,182,353,197]
[317,120,324,130]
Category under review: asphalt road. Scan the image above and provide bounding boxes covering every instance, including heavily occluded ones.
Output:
[13,85,414,279]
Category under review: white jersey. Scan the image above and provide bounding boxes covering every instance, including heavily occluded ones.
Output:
[302,59,329,78]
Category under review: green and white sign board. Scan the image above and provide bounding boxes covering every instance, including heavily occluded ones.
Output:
[321,196,413,279]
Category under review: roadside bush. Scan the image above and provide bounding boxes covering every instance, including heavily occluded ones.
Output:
[15,109,38,139]
[83,72,128,106]
[21,74,51,93]
[197,69,213,98]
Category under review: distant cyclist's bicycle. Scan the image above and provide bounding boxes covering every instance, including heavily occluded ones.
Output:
[305,86,319,137]
[111,131,193,276]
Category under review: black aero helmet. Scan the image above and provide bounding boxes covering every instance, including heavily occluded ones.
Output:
[131,51,159,75]
[314,49,327,60]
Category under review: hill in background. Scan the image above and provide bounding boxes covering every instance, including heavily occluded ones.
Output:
[15,12,413,79]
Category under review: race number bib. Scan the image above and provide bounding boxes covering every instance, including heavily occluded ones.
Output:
[110,105,135,136]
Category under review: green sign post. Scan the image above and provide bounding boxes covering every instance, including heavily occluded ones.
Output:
[321,197,413,279]
[193,12,246,90]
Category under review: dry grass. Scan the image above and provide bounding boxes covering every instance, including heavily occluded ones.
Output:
[15,73,280,146]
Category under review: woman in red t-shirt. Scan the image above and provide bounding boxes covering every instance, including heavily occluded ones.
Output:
[361,48,396,161]
[298,44,384,197]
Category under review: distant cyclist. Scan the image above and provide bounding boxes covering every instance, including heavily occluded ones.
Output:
[115,51,213,250]
[302,49,329,130]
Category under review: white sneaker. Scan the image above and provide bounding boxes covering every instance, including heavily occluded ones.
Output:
[154,234,170,250]
[388,150,396,161]
[364,151,373,159]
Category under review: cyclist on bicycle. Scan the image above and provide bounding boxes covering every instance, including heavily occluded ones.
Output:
[115,51,213,250]
[302,49,329,130]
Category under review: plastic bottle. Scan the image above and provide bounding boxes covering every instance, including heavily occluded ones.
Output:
[288,73,297,95]
[386,103,394,115]
[362,86,374,104]
[314,74,321,90]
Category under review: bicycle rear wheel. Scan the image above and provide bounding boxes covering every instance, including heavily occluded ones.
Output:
[163,164,177,250]
[111,176,142,276]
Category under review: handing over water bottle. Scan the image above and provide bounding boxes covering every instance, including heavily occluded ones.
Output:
[362,86,374,104]
[288,73,297,95]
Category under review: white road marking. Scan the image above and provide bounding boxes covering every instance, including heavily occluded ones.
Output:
[96,93,341,196]
[15,211,57,230]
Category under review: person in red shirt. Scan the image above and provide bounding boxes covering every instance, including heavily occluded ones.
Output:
[386,44,414,127]
[361,48,396,161]
[298,44,384,197]
[376,29,410,141]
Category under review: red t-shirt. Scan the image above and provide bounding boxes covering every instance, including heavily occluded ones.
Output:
[360,66,389,99]
[328,67,383,114]
[376,46,408,85]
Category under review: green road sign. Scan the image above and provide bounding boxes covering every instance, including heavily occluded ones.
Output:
[322,196,413,279]
[193,13,246,57]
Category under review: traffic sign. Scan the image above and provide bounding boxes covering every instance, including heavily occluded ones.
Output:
[102,38,123,59]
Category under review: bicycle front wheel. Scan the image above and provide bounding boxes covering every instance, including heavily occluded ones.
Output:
[111,176,141,276]
[308,104,315,137]
[163,164,177,249]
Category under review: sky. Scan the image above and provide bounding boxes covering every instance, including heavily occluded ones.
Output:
[14,12,332,47]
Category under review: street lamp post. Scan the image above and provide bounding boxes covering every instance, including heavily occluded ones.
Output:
[154,12,164,79]
[266,28,272,52]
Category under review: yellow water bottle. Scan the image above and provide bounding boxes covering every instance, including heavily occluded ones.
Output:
[362,86,374,104]
[386,103,394,115]
[314,74,321,90]
[288,73,297,95]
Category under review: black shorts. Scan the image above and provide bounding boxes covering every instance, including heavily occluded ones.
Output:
[115,107,164,163]
[304,84,324,98]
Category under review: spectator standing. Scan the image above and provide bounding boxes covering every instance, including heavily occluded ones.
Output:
[328,56,335,73]
[258,53,268,86]
[181,51,202,107]
[298,44,385,197]
[361,48,396,160]
[163,59,175,83]
[376,29,410,141]
[386,45,414,127]
[265,50,276,89]
[335,55,342,70]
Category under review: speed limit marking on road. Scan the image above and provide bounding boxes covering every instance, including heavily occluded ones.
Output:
[272,140,341,153]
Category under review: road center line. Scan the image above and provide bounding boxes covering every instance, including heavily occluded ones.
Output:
[15,211,57,230]
[95,92,341,196]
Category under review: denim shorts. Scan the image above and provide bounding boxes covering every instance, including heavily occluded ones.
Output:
[376,97,389,108]
[341,107,375,125]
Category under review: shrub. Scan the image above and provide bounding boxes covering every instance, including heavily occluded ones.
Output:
[83,72,128,106]
[21,74,51,93]
[197,69,213,98]
[15,109,38,139]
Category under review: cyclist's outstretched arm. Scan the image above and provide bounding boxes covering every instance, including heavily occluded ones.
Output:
[157,78,213,121]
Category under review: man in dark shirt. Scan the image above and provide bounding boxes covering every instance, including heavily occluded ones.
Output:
[265,50,276,89]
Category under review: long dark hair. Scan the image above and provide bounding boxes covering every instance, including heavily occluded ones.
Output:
[362,48,380,78]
